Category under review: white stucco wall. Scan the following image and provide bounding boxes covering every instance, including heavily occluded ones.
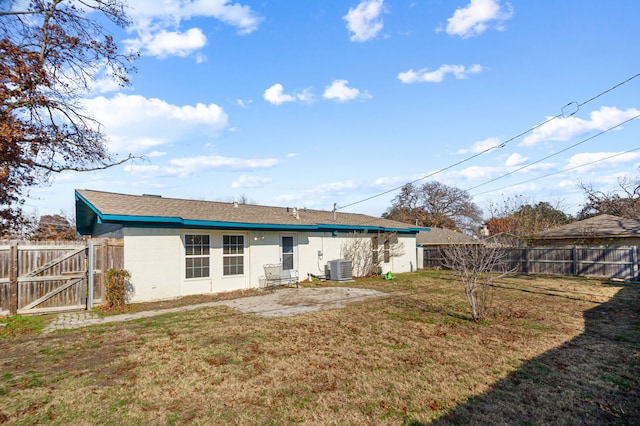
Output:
[120,227,418,302]
[123,227,182,302]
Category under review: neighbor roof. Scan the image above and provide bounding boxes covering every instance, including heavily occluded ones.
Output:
[534,214,640,239]
[416,228,478,245]
[75,189,426,236]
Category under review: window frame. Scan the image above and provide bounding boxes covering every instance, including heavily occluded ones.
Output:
[222,234,245,276]
[184,234,210,279]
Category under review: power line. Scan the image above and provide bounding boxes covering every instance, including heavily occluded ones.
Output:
[471,147,640,197]
[336,72,640,211]
[465,112,640,192]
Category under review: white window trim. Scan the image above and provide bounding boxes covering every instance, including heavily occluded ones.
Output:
[184,233,211,279]
[222,234,245,277]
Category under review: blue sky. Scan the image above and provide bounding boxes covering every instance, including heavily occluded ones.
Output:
[26,0,640,221]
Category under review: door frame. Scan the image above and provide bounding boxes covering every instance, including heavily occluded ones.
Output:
[279,234,297,271]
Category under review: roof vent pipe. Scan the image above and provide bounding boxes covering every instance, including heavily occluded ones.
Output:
[233,201,238,208]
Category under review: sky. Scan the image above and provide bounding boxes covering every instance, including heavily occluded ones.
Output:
[24,0,640,222]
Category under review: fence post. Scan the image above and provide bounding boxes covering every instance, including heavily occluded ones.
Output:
[8,241,18,315]
[572,246,578,276]
[87,239,95,309]
[632,246,639,282]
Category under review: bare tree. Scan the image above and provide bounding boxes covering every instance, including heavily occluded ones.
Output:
[0,0,139,234]
[340,232,404,277]
[440,242,511,322]
[31,213,78,240]
[578,177,640,220]
[383,182,483,234]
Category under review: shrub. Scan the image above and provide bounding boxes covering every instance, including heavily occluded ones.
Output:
[104,268,131,310]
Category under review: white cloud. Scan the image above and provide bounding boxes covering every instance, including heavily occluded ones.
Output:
[147,150,167,158]
[323,80,371,102]
[123,0,262,58]
[505,153,527,167]
[170,155,279,170]
[124,164,189,178]
[398,64,483,84]
[263,83,314,105]
[458,165,501,180]
[314,181,359,193]
[457,136,501,154]
[128,0,262,34]
[565,151,640,172]
[263,84,295,105]
[374,176,411,188]
[296,88,315,104]
[236,99,253,108]
[83,94,228,154]
[142,28,207,58]
[124,155,279,179]
[445,0,513,38]
[89,70,123,94]
[521,106,640,146]
[231,175,272,189]
[343,0,385,42]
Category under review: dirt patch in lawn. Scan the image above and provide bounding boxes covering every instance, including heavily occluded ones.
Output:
[220,287,386,317]
[1,272,638,425]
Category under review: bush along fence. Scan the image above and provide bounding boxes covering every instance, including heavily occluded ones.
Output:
[0,239,124,316]
[424,245,639,281]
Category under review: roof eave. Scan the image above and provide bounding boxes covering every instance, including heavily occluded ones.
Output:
[75,190,425,235]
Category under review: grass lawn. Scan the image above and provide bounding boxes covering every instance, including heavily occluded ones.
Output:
[0,270,638,425]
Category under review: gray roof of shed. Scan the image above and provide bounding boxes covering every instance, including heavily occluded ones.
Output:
[75,189,425,233]
[416,228,477,245]
[534,214,640,239]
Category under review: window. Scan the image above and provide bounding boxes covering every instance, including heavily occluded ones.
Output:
[372,235,390,263]
[185,234,210,278]
[223,235,244,276]
[371,237,379,264]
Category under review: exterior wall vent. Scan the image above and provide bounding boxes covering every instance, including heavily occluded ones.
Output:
[328,259,353,281]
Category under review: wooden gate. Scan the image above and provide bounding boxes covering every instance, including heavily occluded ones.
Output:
[0,239,124,316]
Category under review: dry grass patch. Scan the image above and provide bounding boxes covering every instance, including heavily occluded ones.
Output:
[0,271,638,425]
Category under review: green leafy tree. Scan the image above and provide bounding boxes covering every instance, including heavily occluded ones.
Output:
[486,196,572,245]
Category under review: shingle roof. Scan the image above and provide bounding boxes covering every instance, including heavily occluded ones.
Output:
[75,189,424,234]
[535,214,640,239]
[416,228,477,245]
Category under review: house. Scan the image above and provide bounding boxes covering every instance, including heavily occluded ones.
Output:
[75,190,426,302]
[529,214,640,247]
[415,228,479,269]
[416,228,478,247]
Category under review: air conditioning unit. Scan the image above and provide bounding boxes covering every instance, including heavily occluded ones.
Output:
[328,259,353,281]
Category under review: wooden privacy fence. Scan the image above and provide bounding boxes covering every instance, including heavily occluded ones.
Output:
[0,239,123,316]
[423,245,639,281]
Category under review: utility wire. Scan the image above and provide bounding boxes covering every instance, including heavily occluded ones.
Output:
[471,147,640,197]
[465,113,640,192]
[336,72,640,211]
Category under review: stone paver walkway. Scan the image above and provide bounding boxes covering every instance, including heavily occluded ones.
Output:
[42,287,386,333]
